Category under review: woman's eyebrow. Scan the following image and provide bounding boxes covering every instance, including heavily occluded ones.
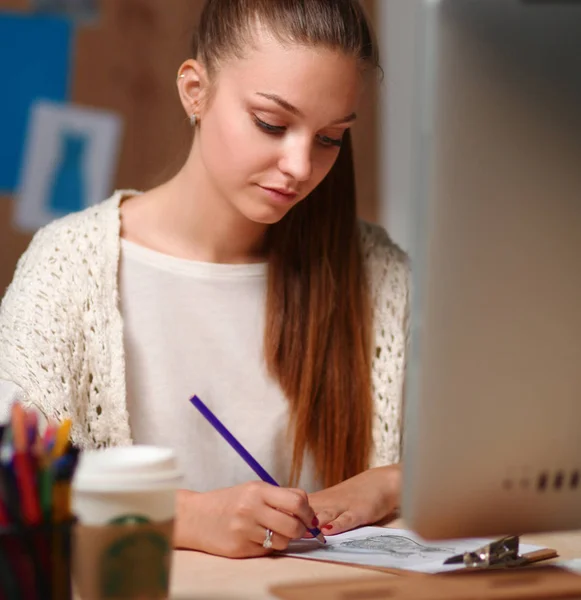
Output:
[255,92,357,125]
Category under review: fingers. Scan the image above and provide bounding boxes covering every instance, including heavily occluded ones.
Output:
[251,506,310,552]
[259,505,308,540]
[262,485,317,532]
[320,511,361,535]
[250,524,292,552]
[224,482,319,554]
[314,507,340,528]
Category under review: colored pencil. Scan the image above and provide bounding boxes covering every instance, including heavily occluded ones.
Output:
[189,395,326,544]
[0,404,80,600]
[11,404,42,525]
[0,422,38,600]
[51,420,72,460]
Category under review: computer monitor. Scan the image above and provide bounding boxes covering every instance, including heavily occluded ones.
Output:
[402,0,581,540]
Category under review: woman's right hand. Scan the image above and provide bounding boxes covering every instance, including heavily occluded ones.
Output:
[173,482,319,558]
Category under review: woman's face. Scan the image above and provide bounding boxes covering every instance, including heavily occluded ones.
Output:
[192,29,362,225]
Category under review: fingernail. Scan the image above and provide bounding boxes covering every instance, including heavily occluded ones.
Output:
[312,517,319,527]
[322,524,333,531]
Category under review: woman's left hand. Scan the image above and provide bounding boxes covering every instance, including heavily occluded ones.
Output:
[308,464,401,536]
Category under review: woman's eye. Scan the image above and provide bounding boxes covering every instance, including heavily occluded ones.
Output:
[254,116,286,134]
[317,134,343,148]
[254,115,342,148]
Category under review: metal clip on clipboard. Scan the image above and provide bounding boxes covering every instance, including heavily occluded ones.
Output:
[444,535,529,568]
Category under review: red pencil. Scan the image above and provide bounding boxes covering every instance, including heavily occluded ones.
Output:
[0,497,9,526]
[2,410,40,600]
[11,404,42,525]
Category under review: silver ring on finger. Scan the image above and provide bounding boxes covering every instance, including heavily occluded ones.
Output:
[262,528,273,549]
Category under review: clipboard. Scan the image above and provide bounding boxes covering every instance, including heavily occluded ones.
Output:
[271,534,562,599]
[443,535,559,571]
[284,534,558,577]
[269,566,581,600]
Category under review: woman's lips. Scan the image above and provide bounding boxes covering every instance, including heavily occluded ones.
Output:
[259,186,298,203]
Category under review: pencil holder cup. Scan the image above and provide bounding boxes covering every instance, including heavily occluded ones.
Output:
[72,445,182,599]
[0,518,75,600]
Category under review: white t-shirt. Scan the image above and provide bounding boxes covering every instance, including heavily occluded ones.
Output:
[119,239,320,493]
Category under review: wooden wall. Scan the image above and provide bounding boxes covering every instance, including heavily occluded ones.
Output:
[0,0,379,293]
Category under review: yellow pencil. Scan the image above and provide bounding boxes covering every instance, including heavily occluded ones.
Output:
[51,419,72,459]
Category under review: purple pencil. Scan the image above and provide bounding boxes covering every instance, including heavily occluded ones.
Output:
[189,395,326,544]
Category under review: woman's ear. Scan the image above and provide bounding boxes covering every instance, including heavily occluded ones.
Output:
[176,59,209,124]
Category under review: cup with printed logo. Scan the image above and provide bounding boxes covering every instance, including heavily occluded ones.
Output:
[72,445,182,599]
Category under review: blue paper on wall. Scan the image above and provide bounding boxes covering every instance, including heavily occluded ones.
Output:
[32,0,99,24]
[0,13,72,193]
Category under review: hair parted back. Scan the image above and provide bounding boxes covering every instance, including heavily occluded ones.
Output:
[192,0,378,488]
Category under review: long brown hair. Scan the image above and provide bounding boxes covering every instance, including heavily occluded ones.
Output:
[193,0,378,488]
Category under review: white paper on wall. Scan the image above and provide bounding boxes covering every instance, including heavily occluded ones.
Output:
[14,100,123,232]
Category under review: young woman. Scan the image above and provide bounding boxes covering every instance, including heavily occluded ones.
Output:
[0,0,408,558]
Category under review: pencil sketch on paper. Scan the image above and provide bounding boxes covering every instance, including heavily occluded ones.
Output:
[285,527,544,573]
[328,534,455,559]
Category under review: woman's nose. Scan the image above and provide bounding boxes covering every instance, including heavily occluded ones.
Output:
[278,140,313,183]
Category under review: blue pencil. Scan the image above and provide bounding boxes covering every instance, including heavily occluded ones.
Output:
[189,395,326,544]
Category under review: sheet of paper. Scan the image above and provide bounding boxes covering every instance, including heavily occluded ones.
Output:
[14,100,122,231]
[284,527,543,573]
[557,558,581,574]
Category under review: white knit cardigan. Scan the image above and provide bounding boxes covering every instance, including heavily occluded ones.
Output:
[0,191,409,467]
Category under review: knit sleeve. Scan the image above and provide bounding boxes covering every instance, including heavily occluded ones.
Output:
[0,380,25,423]
[0,220,84,423]
[359,222,410,467]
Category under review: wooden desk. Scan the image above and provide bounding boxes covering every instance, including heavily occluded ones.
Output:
[169,523,581,600]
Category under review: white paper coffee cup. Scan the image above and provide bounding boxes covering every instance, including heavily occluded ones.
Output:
[72,445,182,525]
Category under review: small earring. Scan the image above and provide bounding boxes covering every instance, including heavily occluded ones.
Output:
[177,73,185,82]
[189,113,198,127]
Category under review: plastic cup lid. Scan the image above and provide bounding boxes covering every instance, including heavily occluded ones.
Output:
[73,445,183,492]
